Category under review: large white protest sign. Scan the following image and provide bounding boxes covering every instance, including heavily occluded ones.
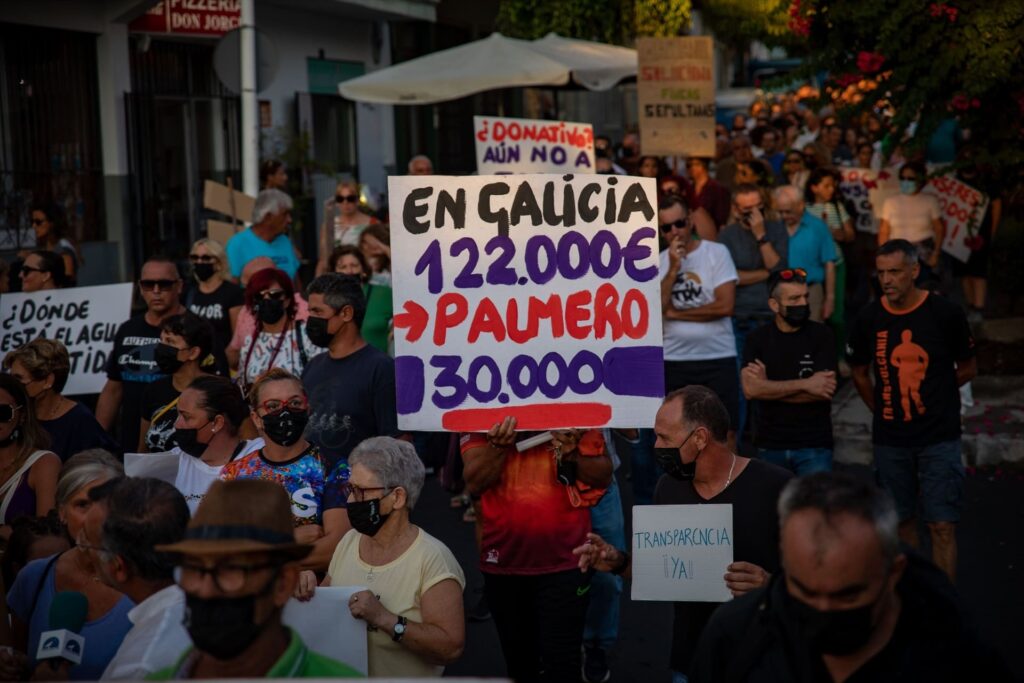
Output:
[0,283,133,395]
[474,116,595,174]
[838,167,900,235]
[631,504,733,603]
[922,175,989,264]
[389,174,664,432]
[283,587,368,674]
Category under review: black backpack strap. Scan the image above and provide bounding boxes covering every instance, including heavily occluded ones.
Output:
[295,320,309,368]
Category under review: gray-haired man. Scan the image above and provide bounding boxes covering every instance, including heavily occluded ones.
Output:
[226,188,300,279]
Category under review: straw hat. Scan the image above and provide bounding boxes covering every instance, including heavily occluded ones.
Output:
[156,479,311,560]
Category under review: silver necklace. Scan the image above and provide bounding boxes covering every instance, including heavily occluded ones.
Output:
[722,454,737,493]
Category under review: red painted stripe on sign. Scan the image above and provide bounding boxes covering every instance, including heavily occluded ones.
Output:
[441,403,612,432]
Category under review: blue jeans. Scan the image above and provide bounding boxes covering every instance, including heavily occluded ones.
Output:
[874,439,964,523]
[758,447,833,476]
[733,316,772,440]
[624,428,659,506]
[584,478,625,650]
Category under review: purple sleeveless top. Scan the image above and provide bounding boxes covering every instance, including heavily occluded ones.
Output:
[2,473,37,525]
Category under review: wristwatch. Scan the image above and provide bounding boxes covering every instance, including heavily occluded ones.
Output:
[392,616,408,642]
[756,235,770,246]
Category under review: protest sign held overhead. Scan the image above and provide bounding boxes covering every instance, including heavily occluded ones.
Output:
[0,283,133,395]
[923,174,989,263]
[474,116,595,174]
[838,167,900,234]
[637,36,716,157]
[631,504,734,603]
[389,174,665,432]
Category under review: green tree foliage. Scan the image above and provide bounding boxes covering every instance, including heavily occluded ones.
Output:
[695,0,795,50]
[791,0,1024,176]
[496,0,692,45]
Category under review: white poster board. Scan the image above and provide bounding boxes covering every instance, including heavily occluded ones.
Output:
[631,504,733,603]
[0,283,133,395]
[838,167,900,235]
[283,586,368,675]
[922,175,989,264]
[388,174,665,433]
[474,116,595,174]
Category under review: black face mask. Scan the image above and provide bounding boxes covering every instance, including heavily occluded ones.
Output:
[193,263,217,282]
[305,315,334,348]
[176,421,211,458]
[255,298,286,325]
[781,303,811,328]
[261,408,309,447]
[787,588,882,655]
[347,496,390,537]
[653,429,698,481]
[184,574,278,660]
[154,343,185,374]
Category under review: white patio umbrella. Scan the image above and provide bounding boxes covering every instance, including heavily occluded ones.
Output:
[338,32,637,105]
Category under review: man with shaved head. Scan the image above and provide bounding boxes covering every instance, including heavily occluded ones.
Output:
[689,472,1009,682]
[774,185,837,322]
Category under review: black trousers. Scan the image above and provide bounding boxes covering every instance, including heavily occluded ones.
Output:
[483,568,593,683]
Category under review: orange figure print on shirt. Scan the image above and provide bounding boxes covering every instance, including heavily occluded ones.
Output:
[890,329,929,421]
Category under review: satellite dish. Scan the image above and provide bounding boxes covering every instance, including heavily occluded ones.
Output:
[214,27,278,94]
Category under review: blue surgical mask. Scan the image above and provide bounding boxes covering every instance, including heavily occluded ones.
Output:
[899,180,917,195]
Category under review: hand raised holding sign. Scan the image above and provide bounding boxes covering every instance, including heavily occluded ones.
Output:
[724,561,770,597]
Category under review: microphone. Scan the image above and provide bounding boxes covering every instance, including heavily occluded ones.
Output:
[36,591,88,667]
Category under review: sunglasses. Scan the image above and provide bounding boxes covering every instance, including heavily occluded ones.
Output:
[776,268,808,281]
[20,265,46,275]
[139,279,179,292]
[31,218,46,226]
[336,194,359,204]
[258,289,287,302]
[660,217,691,233]
[189,254,217,263]
[0,404,21,423]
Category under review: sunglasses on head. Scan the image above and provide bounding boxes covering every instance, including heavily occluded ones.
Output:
[659,217,690,233]
[336,194,359,204]
[139,279,178,292]
[0,404,21,423]
[776,268,808,282]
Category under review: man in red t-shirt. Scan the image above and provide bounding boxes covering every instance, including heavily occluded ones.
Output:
[461,418,612,683]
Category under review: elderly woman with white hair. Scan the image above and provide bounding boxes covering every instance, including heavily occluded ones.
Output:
[296,436,466,677]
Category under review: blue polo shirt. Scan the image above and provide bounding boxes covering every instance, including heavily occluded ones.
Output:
[786,212,836,284]
[226,227,300,278]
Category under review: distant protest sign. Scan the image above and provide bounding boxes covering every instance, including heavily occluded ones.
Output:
[637,36,715,157]
[388,174,665,432]
[838,167,900,234]
[631,504,733,603]
[474,116,595,174]
[0,284,133,395]
[923,175,989,264]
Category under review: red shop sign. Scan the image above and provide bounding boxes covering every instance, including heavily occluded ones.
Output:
[130,0,241,37]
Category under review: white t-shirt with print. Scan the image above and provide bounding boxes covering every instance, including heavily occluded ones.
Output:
[174,438,264,514]
[659,241,739,361]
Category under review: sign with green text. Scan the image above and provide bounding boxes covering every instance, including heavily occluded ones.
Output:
[637,37,716,157]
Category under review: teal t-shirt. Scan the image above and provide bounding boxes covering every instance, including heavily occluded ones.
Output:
[787,212,837,284]
[225,228,300,278]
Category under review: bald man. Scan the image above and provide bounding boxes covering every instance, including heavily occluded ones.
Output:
[774,185,836,322]
[407,155,433,175]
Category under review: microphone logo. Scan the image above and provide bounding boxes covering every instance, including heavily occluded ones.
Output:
[42,637,60,651]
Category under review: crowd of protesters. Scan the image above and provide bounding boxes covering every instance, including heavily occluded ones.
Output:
[0,84,1013,683]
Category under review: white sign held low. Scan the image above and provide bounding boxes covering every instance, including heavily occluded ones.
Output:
[283,586,368,675]
[0,283,133,395]
[631,504,733,603]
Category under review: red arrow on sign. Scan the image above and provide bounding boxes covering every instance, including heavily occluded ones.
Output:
[393,301,429,342]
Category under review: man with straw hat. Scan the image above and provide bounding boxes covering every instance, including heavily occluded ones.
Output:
[150,479,361,679]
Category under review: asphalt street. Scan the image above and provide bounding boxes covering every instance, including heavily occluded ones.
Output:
[411,457,1024,681]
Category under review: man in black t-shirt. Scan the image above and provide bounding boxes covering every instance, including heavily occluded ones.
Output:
[847,240,976,582]
[574,386,792,680]
[96,257,186,453]
[742,269,837,474]
[301,274,398,462]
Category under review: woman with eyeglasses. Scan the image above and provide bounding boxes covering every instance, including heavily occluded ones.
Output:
[294,437,466,678]
[878,161,944,272]
[25,206,78,285]
[220,369,350,572]
[138,312,215,453]
[4,339,117,462]
[18,250,66,293]
[0,375,60,541]
[329,246,393,353]
[317,179,379,275]
[4,449,131,680]
[781,149,810,191]
[126,375,261,514]
[238,268,323,395]
[186,238,243,375]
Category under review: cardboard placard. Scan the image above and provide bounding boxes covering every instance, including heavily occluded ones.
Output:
[0,283,133,395]
[922,175,989,264]
[206,219,239,246]
[474,116,595,174]
[388,174,665,432]
[203,179,256,223]
[637,37,716,157]
[631,504,734,603]
[838,167,900,235]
